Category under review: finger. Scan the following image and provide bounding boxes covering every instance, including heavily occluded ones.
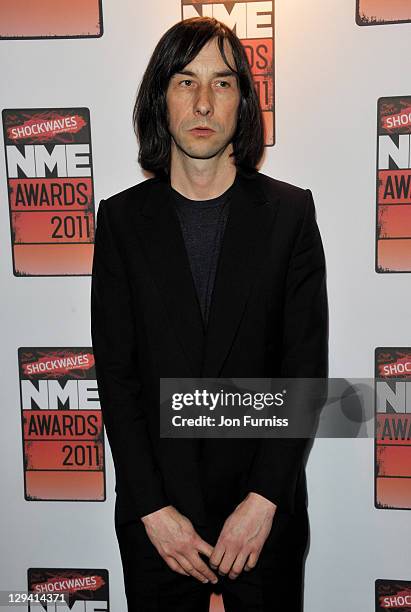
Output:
[209,542,225,569]
[218,549,237,576]
[228,551,249,579]
[195,537,214,559]
[165,556,191,576]
[174,553,211,584]
[244,550,259,572]
[191,553,219,583]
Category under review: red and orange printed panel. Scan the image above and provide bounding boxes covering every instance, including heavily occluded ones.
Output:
[19,347,105,502]
[27,568,109,610]
[375,347,411,510]
[181,0,275,145]
[375,579,411,610]
[3,108,95,276]
[376,96,411,273]
[0,0,103,39]
[357,0,411,26]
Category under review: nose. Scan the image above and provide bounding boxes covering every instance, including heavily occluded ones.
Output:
[194,84,213,117]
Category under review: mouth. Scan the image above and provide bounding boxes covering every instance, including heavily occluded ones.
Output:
[189,127,215,136]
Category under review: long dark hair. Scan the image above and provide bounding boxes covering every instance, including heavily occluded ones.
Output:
[133,16,265,178]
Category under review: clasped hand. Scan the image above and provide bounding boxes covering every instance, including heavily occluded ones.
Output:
[141,492,276,583]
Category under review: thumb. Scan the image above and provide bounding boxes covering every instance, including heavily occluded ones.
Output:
[195,537,214,558]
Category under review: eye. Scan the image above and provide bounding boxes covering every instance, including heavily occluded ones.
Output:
[180,79,193,86]
[217,80,230,88]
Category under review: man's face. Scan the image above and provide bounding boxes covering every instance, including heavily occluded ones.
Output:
[165,37,241,161]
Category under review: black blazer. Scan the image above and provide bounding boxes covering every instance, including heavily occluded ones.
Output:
[90,167,328,528]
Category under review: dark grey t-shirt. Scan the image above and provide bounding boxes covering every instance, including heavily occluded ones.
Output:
[171,180,235,329]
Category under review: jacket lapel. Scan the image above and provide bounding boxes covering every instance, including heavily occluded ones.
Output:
[201,170,280,376]
[133,178,205,376]
[132,168,280,377]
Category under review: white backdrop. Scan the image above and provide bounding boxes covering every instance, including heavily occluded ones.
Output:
[1,1,410,610]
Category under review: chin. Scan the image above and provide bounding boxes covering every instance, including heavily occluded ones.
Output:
[178,139,231,160]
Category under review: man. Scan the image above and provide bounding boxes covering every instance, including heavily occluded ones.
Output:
[91,16,328,612]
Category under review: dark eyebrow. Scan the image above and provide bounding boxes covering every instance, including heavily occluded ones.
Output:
[173,69,237,79]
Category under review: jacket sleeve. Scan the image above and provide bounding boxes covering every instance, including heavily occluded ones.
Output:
[245,188,329,514]
[91,199,170,519]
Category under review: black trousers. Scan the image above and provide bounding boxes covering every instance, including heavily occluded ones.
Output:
[115,507,309,611]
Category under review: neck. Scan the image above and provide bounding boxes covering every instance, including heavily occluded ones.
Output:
[169,146,237,201]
